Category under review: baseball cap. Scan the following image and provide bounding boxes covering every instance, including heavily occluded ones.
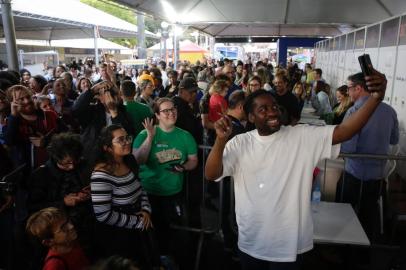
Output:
[179,77,199,92]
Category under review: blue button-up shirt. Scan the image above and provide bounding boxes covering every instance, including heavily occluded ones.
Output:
[341,96,399,180]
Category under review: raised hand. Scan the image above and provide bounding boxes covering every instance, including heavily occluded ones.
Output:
[142,118,156,139]
[103,90,117,113]
[91,81,112,95]
[365,66,387,100]
[11,91,21,116]
[214,115,232,140]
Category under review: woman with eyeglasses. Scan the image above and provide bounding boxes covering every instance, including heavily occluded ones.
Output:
[27,133,93,243]
[245,75,262,96]
[133,98,198,262]
[91,124,160,269]
[136,79,155,109]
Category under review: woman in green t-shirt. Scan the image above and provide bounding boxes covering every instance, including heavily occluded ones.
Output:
[133,97,198,257]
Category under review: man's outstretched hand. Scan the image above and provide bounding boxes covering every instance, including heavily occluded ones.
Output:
[365,66,387,101]
[214,115,232,140]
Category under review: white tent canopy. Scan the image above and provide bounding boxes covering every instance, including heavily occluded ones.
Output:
[115,0,406,37]
[0,0,158,40]
[0,37,131,50]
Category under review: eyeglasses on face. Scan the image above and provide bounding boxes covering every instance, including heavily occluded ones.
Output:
[112,135,133,146]
[57,160,76,167]
[159,107,177,115]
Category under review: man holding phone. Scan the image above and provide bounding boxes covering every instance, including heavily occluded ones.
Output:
[205,67,388,269]
[337,71,399,238]
[72,81,134,161]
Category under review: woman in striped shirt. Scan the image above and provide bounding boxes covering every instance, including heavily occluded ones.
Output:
[91,124,159,269]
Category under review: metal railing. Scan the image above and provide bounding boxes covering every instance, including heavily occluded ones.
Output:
[177,144,406,269]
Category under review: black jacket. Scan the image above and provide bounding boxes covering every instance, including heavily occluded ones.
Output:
[72,90,134,160]
[27,160,88,214]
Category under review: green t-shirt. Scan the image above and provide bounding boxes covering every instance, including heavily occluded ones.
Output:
[133,126,197,196]
[124,101,153,137]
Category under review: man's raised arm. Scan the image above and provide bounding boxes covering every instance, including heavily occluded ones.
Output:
[332,69,387,145]
[205,116,232,181]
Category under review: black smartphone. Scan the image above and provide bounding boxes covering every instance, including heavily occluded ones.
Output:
[358,54,373,76]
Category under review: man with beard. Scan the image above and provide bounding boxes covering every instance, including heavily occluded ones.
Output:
[205,68,387,269]
[5,85,59,168]
[4,85,61,269]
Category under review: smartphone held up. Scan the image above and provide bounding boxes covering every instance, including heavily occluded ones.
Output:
[358,54,376,92]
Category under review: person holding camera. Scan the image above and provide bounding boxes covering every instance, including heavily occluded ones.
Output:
[72,81,134,161]
[205,68,388,269]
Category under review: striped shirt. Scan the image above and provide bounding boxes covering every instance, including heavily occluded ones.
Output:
[91,170,151,229]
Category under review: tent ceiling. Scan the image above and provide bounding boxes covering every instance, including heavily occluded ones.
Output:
[114,0,406,37]
[0,0,158,40]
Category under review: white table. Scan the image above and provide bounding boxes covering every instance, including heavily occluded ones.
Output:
[299,105,326,126]
[313,202,370,246]
[298,118,326,126]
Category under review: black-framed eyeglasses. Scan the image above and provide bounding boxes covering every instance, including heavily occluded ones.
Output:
[112,135,133,146]
[347,84,356,90]
[159,107,177,115]
[57,160,76,167]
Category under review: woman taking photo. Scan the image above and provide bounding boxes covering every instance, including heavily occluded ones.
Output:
[91,124,159,269]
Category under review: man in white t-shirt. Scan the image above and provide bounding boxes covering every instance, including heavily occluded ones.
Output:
[205,68,387,269]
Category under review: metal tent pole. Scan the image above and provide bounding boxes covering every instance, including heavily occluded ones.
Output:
[1,0,19,70]
[93,25,99,65]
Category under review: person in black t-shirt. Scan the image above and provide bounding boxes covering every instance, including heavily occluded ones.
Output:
[271,74,300,126]
[173,77,202,144]
[172,77,203,228]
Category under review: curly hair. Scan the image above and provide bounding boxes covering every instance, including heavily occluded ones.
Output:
[47,132,83,163]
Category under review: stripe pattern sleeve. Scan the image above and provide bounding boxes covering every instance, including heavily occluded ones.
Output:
[91,171,151,229]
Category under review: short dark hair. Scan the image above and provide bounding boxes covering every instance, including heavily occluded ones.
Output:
[348,72,367,90]
[159,61,166,70]
[243,89,274,115]
[167,70,178,77]
[214,74,230,82]
[120,80,136,97]
[32,75,48,90]
[315,68,322,77]
[149,67,162,78]
[228,90,245,109]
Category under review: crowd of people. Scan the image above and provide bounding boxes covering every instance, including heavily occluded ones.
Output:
[0,55,398,270]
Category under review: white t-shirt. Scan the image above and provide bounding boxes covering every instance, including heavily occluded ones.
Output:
[219,124,340,262]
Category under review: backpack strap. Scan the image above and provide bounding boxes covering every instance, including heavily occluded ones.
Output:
[44,255,68,270]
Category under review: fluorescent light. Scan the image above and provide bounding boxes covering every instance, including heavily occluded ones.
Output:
[161,0,177,23]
